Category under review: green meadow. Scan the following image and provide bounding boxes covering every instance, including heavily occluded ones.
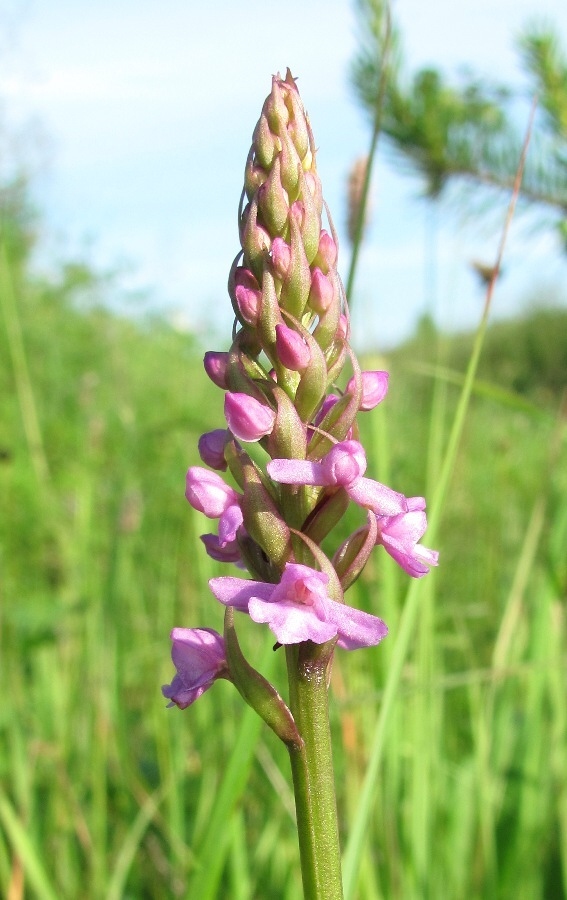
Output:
[1,201,566,898]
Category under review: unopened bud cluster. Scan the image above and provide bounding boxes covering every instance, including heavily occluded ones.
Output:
[163,70,438,721]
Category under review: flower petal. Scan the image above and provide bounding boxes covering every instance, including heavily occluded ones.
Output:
[248,596,337,645]
[218,503,244,546]
[209,576,274,611]
[267,458,327,485]
[325,600,388,650]
[162,627,227,709]
[347,477,407,516]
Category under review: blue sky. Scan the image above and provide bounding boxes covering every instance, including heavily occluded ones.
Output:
[3,0,567,347]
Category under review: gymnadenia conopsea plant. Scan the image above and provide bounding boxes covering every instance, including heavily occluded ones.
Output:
[162,69,438,900]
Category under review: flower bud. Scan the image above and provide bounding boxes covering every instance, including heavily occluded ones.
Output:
[258,156,289,236]
[252,113,279,170]
[271,237,292,279]
[235,283,261,326]
[265,75,290,133]
[185,467,240,517]
[204,351,229,390]
[224,392,276,442]
[346,371,389,411]
[244,155,268,200]
[313,229,337,274]
[198,429,229,471]
[308,267,335,313]
[278,212,311,318]
[286,80,310,160]
[289,199,320,265]
[279,127,303,197]
[240,200,271,277]
[303,171,323,217]
[275,323,311,372]
[337,314,348,340]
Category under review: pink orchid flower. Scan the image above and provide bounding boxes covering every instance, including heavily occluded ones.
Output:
[185,467,243,546]
[267,440,407,517]
[209,562,388,649]
[375,497,439,577]
[162,628,228,709]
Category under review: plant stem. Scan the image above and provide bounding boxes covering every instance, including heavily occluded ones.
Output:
[286,644,344,900]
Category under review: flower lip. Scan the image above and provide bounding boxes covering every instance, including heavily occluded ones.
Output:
[374,500,439,577]
[209,562,388,650]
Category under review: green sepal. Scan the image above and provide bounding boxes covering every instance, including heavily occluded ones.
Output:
[240,198,270,282]
[279,127,302,197]
[293,323,329,422]
[279,213,311,319]
[308,350,362,455]
[252,113,278,171]
[265,385,307,461]
[258,156,289,236]
[240,453,292,569]
[265,77,289,135]
[257,269,282,359]
[312,282,341,351]
[295,167,321,264]
[302,488,351,545]
[286,81,310,160]
[226,340,268,396]
[325,339,348,387]
[332,513,378,591]
[224,608,304,750]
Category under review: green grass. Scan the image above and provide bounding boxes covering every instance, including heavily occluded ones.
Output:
[1,233,566,898]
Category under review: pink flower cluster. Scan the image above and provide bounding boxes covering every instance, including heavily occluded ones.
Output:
[163,70,438,710]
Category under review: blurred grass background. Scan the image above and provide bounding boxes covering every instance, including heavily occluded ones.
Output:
[1,181,567,899]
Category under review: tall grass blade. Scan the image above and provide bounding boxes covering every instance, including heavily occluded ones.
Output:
[341,97,537,900]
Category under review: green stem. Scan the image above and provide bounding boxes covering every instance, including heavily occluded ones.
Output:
[286,643,344,900]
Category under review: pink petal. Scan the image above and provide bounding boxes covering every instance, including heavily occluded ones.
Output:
[218,503,244,545]
[248,596,337,645]
[267,458,328,485]
[325,600,388,650]
[209,576,274,611]
[162,627,227,709]
[347,477,407,516]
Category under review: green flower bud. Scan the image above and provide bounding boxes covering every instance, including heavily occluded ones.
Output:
[258,156,289,236]
[240,199,270,279]
[252,113,279,171]
[278,212,311,319]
